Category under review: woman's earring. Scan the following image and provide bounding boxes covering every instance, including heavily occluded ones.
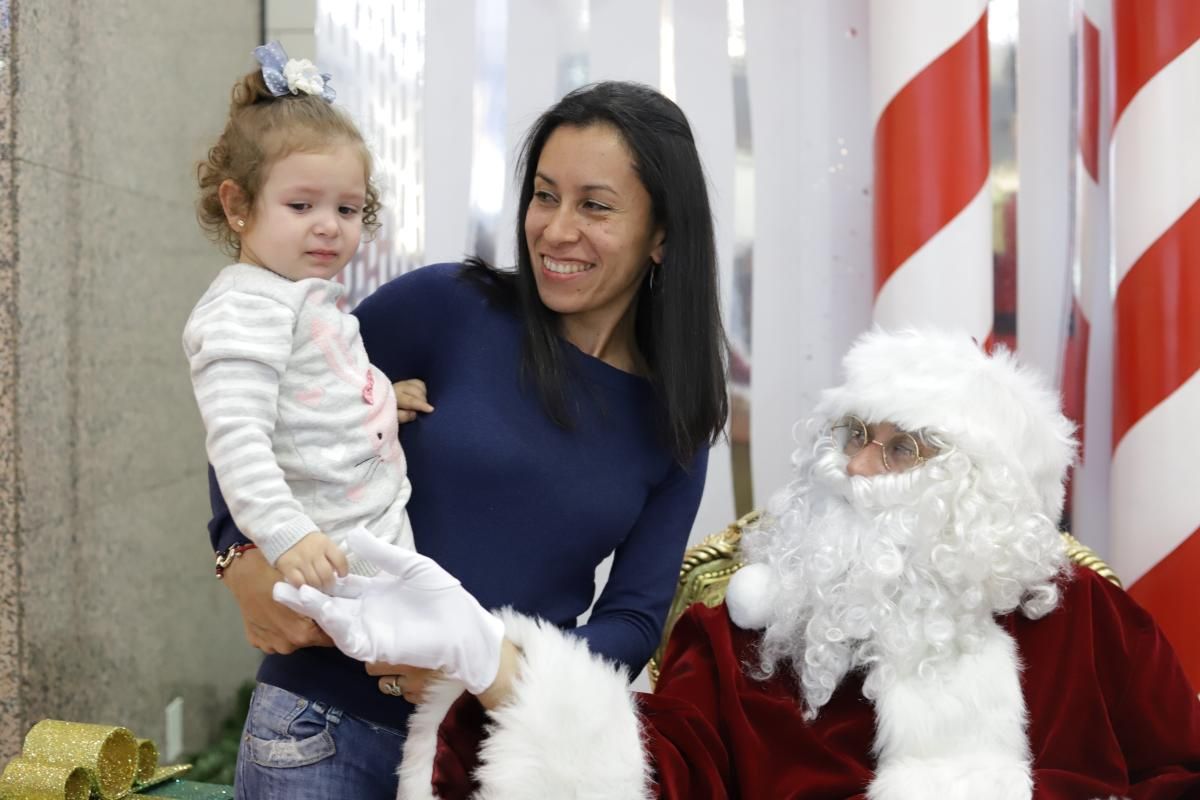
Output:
[236,219,246,229]
[649,262,661,292]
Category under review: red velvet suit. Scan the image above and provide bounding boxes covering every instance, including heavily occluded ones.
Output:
[406,566,1200,800]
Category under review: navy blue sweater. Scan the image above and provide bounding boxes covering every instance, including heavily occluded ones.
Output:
[208,263,708,726]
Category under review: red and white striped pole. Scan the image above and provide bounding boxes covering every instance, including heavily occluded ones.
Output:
[870,0,992,341]
[1111,0,1200,689]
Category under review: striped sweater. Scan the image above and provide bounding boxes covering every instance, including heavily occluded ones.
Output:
[183,263,413,572]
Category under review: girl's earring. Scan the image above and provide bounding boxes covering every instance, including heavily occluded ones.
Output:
[236,219,246,229]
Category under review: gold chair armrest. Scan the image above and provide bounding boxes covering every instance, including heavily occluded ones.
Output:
[647,511,760,687]
[1062,532,1122,588]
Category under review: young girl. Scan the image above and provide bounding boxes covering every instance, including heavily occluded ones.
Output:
[185,41,413,591]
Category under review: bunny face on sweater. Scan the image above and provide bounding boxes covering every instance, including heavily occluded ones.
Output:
[359,366,404,478]
[307,313,404,494]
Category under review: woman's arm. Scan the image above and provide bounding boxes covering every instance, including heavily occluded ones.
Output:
[208,467,332,652]
[222,547,334,653]
[574,447,709,673]
[207,459,336,657]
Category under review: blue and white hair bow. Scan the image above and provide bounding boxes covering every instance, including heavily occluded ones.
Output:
[253,40,336,103]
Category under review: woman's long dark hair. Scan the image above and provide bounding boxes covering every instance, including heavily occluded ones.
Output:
[466,81,728,466]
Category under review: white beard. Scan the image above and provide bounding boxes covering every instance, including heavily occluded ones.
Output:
[741,436,1067,720]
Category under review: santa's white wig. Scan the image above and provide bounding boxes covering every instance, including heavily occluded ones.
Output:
[735,328,1077,718]
[819,328,1077,523]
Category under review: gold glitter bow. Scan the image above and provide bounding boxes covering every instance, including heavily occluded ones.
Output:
[0,720,189,799]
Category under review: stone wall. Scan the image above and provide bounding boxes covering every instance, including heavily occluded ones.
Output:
[0,0,264,759]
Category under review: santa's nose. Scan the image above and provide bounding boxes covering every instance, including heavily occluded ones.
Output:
[846,442,886,478]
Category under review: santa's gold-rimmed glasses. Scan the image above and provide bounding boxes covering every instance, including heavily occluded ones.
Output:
[831,415,933,474]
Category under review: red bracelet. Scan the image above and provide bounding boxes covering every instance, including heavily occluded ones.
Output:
[215,542,258,579]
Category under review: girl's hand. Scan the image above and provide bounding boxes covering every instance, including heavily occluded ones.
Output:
[275,531,350,589]
[393,379,434,423]
[366,662,441,704]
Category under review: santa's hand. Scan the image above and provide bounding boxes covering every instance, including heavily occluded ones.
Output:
[272,529,505,695]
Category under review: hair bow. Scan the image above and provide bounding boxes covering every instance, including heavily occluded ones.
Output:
[253,40,336,103]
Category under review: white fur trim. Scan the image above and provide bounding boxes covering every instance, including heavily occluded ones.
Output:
[726,562,776,630]
[397,609,652,800]
[869,756,1032,800]
[397,677,469,800]
[816,328,1076,521]
[868,620,1031,800]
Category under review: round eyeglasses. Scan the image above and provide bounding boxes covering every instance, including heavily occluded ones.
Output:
[831,415,931,473]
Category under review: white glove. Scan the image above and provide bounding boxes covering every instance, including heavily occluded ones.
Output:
[272,528,506,695]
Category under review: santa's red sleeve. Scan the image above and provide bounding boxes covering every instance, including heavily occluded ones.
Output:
[396,607,743,800]
[1019,567,1200,799]
[1092,573,1200,798]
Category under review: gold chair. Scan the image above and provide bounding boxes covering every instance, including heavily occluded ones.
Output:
[648,512,1120,687]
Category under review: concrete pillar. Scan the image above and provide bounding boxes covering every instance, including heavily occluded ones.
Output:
[0,0,263,759]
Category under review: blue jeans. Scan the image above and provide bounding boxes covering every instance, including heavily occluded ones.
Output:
[235,683,406,800]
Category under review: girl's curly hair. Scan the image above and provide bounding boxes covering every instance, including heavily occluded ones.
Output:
[197,69,381,257]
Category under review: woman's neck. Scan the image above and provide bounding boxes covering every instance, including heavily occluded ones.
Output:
[560,304,644,376]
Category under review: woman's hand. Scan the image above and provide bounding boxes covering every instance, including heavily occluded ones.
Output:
[367,662,441,704]
[393,378,434,423]
[272,529,505,694]
[222,547,335,654]
[366,646,520,708]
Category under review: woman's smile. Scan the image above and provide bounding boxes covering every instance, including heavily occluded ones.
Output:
[540,255,596,278]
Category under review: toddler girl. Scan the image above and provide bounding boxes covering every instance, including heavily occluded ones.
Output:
[185,41,413,590]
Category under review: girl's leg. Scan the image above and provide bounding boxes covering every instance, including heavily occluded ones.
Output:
[235,683,405,800]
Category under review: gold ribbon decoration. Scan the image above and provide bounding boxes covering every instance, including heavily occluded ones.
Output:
[20,721,138,800]
[0,756,90,800]
[134,739,158,784]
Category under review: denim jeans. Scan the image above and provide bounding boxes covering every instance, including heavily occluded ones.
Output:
[235,683,406,800]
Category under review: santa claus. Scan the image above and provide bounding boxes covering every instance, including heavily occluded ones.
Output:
[275,328,1200,800]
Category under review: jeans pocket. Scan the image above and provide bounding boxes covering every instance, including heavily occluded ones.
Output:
[244,684,337,769]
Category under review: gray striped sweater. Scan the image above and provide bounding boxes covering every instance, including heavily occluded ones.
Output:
[183,263,413,573]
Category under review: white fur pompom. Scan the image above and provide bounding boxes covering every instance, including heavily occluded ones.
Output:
[726,562,777,630]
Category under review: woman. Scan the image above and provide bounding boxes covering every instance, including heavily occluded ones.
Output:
[209,80,728,800]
